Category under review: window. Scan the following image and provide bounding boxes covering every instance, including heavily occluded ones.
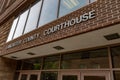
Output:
[7,0,97,42]
[16,60,22,70]
[29,75,38,80]
[90,0,97,3]
[20,74,27,80]
[61,48,109,69]
[38,0,59,27]
[43,55,60,69]
[13,10,29,39]
[111,46,120,68]
[40,72,58,80]
[7,18,18,42]
[21,58,42,70]
[59,0,89,17]
[63,75,78,80]
[24,1,42,34]
[84,76,105,80]
[114,71,120,80]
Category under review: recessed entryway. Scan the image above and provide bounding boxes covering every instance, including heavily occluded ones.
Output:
[18,71,40,80]
[18,70,110,80]
[59,71,110,80]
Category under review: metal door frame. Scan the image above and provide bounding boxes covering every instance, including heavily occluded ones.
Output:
[59,70,110,80]
[18,71,40,80]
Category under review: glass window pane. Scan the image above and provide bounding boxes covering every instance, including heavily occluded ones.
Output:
[114,71,120,80]
[111,46,120,68]
[63,75,78,80]
[16,60,22,70]
[7,18,18,42]
[20,74,27,80]
[40,71,58,80]
[43,55,60,69]
[13,10,29,39]
[30,75,38,80]
[59,0,89,17]
[22,58,42,70]
[24,1,42,34]
[90,0,97,3]
[84,76,105,80]
[38,0,58,27]
[61,48,109,69]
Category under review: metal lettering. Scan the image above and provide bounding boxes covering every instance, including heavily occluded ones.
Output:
[64,21,70,28]
[89,10,96,19]
[82,13,89,21]
[70,18,76,26]
[7,10,96,49]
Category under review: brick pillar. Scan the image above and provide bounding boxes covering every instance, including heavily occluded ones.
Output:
[0,57,16,80]
[0,12,16,80]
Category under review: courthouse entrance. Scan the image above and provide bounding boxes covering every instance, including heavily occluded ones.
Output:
[14,45,120,80]
[18,71,40,80]
[60,71,110,80]
[18,70,110,80]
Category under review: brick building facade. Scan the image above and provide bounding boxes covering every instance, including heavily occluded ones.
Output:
[0,0,120,80]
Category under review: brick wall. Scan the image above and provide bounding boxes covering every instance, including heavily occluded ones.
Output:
[0,0,36,26]
[2,0,120,55]
[0,0,16,15]
[0,0,119,79]
[0,57,16,80]
[0,17,16,80]
[0,17,14,54]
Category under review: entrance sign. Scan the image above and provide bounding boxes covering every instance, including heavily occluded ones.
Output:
[44,10,95,35]
[6,10,96,49]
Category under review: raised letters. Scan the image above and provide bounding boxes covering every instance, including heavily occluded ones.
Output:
[44,10,96,35]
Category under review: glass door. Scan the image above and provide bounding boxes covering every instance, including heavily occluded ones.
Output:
[18,72,40,80]
[19,74,28,80]
[29,74,39,80]
[60,71,110,80]
[59,71,80,80]
[81,71,110,80]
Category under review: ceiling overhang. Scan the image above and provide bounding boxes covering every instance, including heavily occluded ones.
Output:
[3,23,120,60]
